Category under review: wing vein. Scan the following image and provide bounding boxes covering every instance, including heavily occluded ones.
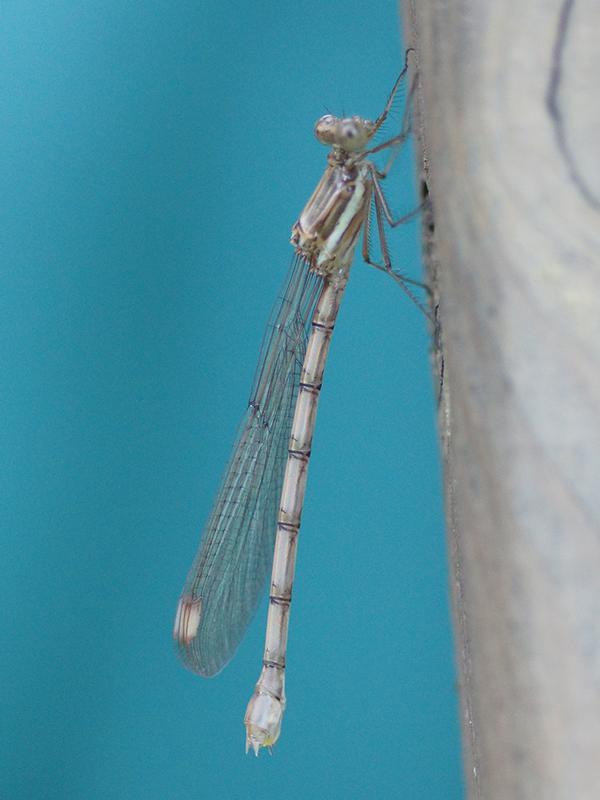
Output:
[175,255,322,676]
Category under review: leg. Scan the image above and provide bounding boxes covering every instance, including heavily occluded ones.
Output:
[366,129,412,178]
[369,164,428,228]
[365,74,416,171]
[371,48,415,137]
[362,189,434,323]
[365,173,429,288]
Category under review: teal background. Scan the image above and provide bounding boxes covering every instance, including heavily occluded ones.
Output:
[2,2,463,798]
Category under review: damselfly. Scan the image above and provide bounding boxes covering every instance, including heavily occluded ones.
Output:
[173,51,429,755]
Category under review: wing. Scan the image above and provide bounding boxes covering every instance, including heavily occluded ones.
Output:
[174,255,322,676]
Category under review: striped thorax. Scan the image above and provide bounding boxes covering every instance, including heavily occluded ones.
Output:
[291,113,376,275]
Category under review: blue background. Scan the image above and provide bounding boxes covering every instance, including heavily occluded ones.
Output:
[2,2,463,798]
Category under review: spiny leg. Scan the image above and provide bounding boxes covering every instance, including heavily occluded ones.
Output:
[362,184,433,323]
[365,70,417,175]
[370,165,428,229]
[365,129,412,179]
[366,174,430,292]
[371,48,415,137]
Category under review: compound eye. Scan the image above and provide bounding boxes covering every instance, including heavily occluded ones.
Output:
[314,114,338,145]
[340,119,364,147]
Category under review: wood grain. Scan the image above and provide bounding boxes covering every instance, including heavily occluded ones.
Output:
[400,2,600,797]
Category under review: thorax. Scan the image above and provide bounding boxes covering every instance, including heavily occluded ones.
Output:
[291,159,371,276]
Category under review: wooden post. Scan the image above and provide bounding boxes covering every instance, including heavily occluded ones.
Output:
[401,2,600,797]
